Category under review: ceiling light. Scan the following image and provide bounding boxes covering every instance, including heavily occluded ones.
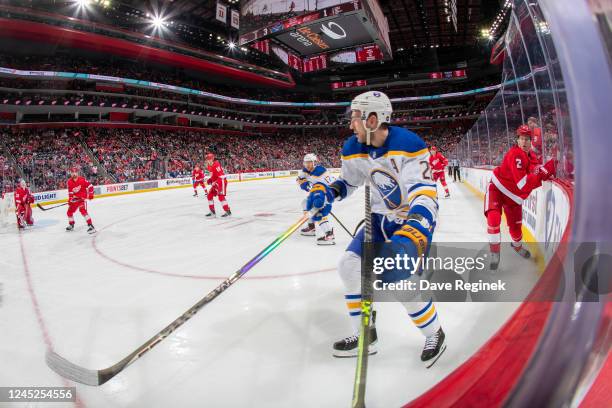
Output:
[151,14,167,28]
[74,0,90,9]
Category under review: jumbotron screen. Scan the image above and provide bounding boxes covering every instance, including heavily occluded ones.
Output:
[240,0,348,34]
[239,0,392,60]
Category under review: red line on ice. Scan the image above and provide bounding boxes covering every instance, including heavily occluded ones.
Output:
[18,233,86,408]
[89,210,335,280]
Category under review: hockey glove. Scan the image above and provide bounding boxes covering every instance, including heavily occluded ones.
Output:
[381,216,433,283]
[306,183,334,221]
[535,159,557,181]
[306,183,334,211]
[296,177,312,192]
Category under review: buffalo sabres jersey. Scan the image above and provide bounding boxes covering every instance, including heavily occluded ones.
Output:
[297,164,335,192]
[332,126,438,225]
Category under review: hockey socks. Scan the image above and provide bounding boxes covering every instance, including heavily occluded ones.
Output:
[405,299,440,338]
[344,294,363,335]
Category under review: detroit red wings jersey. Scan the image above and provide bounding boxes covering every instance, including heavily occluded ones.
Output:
[14,186,34,207]
[192,168,205,182]
[429,152,448,172]
[491,145,541,204]
[206,161,226,183]
[68,176,94,201]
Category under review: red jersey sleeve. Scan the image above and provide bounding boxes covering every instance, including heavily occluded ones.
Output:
[85,179,94,199]
[14,188,24,206]
[26,188,34,204]
[68,179,76,201]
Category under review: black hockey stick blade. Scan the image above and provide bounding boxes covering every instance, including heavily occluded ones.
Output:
[37,202,68,211]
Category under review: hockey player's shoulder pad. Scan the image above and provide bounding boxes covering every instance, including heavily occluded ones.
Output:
[310,165,327,177]
[386,126,428,157]
[341,135,368,160]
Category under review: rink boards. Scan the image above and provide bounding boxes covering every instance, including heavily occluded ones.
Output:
[30,168,342,207]
[29,166,570,264]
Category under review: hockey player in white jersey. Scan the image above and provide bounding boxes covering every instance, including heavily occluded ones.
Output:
[306,91,447,367]
[296,153,335,245]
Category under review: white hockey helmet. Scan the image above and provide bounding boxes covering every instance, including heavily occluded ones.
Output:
[303,153,317,163]
[350,91,393,126]
[19,179,27,188]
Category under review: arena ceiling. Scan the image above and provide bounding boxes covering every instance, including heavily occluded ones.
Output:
[126,0,503,50]
[10,0,505,83]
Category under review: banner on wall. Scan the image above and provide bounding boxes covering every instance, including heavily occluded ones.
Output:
[231,9,240,29]
[216,3,228,23]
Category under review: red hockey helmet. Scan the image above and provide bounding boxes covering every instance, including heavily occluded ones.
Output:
[69,166,80,175]
[430,146,437,151]
[205,153,215,162]
[516,125,532,137]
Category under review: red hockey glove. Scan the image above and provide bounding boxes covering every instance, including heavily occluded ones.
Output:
[543,159,557,178]
[535,159,557,181]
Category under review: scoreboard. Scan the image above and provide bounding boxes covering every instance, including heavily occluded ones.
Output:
[239,0,391,61]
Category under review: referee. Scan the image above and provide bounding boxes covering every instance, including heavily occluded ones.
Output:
[450,157,461,182]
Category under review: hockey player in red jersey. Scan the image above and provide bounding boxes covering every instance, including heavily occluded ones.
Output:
[192,164,207,197]
[14,180,34,229]
[429,146,450,198]
[205,153,231,217]
[66,167,96,234]
[485,125,556,270]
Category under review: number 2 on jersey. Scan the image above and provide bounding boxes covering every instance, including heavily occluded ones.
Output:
[420,160,432,180]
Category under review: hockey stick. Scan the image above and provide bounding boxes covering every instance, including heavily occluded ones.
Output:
[353,219,365,238]
[329,211,354,238]
[351,182,374,408]
[46,213,311,386]
[37,202,68,211]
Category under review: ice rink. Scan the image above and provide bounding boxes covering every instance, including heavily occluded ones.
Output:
[0,177,538,407]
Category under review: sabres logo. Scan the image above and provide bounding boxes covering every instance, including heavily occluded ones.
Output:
[371,169,402,210]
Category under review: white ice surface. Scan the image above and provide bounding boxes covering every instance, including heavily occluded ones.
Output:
[0,178,536,408]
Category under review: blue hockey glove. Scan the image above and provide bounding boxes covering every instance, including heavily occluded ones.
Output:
[381,217,433,283]
[306,183,334,221]
[306,183,334,211]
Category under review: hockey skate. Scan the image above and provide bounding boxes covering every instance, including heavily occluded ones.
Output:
[444,192,450,198]
[512,242,531,259]
[87,224,96,234]
[205,211,216,218]
[193,192,198,197]
[300,223,316,236]
[333,311,377,357]
[421,328,446,368]
[317,230,336,245]
[221,210,232,218]
[489,252,500,271]
[65,224,74,231]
